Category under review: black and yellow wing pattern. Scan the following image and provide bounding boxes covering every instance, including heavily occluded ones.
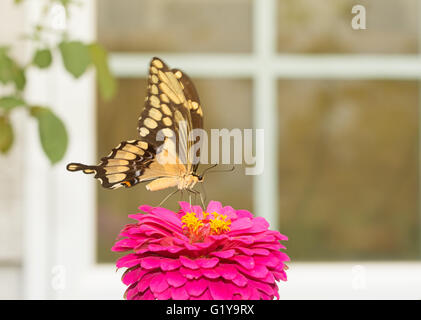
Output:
[66,57,204,190]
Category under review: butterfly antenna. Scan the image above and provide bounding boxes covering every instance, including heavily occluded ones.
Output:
[201,165,235,178]
[199,164,218,179]
[158,189,179,207]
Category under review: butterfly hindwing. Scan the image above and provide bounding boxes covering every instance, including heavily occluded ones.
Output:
[67,140,155,189]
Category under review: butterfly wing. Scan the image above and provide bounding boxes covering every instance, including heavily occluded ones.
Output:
[138,57,204,172]
[67,57,203,190]
[67,140,156,189]
[170,66,204,172]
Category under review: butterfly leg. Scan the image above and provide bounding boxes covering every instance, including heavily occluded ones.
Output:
[159,189,179,207]
[188,188,205,209]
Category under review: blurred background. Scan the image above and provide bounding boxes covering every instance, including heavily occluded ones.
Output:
[0,0,420,299]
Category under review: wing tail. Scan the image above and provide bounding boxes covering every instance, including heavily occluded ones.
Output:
[66,163,97,174]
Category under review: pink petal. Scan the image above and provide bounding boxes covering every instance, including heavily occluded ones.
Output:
[138,205,153,214]
[229,218,253,232]
[261,272,275,284]
[116,254,140,268]
[166,270,187,288]
[125,283,138,300]
[208,281,233,300]
[232,273,248,287]
[156,288,171,300]
[137,272,157,292]
[236,247,254,256]
[278,252,290,262]
[151,207,182,228]
[184,278,208,296]
[139,289,155,300]
[171,286,189,300]
[252,248,270,255]
[196,257,219,268]
[215,264,237,280]
[221,206,237,220]
[179,267,201,279]
[235,209,253,218]
[122,267,147,286]
[201,268,220,279]
[232,235,254,245]
[160,258,181,271]
[140,257,161,269]
[248,279,274,296]
[190,289,212,300]
[149,273,169,293]
[233,255,255,269]
[232,285,252,299]
[249,287,261,300]
[248,217,269,233]
[206,201,222,214]
[179,256,199,269]
[236,264,268,279]
[210,249,235,259]
[112,238,139,251]
[178,201,194,213]
[191,205,204,218]
[254,255,279,268]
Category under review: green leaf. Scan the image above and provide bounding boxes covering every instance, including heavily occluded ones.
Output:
[0,116,14,154]
[13,67,26,90]
[0,49,26,90]
[88,43,116,101]
[33,48,52,69]
[0,96,25,111]
[0,49,15,84]
[59,41,91,78]
[31,107,68,164]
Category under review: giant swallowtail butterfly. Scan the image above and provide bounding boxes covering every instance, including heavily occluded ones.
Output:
[67,57,205,200]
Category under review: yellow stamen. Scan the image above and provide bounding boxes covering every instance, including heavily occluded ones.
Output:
[181,212,203,234]
[208,212,231,235]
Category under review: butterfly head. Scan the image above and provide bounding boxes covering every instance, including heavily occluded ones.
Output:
[193,173,204,182]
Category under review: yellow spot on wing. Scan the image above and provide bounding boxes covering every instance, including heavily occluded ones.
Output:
[152,59,164,69]
[159,82,181,104]
[115,150,136,160]
[144,118,158,129]
[107,173,126,183]
[149,108,162,121]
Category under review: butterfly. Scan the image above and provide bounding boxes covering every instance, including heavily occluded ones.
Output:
[67,57,207,203]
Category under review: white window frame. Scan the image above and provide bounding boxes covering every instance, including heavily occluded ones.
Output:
[22,0,421,299]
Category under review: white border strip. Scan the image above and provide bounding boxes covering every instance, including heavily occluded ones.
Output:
[110,54,421,79]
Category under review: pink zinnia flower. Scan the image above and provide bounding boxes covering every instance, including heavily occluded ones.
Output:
[112,201,289,300]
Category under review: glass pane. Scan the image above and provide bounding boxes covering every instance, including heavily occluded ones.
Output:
[98,0,252,53]
[277,0,418,53]
[277,80,419,261]
[97,78,253,262]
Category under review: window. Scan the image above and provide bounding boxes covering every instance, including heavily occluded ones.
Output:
[24,0,421,299]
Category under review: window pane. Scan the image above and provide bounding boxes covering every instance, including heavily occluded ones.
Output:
[277,0,418,53]
[97,78,253,262]
[278,80,419,261]
[98,0,252,53]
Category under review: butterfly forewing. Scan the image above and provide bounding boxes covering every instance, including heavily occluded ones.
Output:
[67,57,204,191]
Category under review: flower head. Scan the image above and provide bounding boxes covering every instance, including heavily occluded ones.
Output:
[112,201,289,300]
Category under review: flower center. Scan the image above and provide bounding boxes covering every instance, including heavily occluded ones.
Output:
[181,211,231,241]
